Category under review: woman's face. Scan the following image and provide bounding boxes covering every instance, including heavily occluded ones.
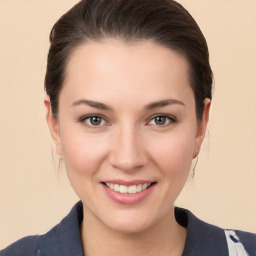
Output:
[46,40,210,234]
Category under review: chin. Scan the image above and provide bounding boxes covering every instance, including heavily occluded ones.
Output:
[99,209,160,234]
[107,219,152,234]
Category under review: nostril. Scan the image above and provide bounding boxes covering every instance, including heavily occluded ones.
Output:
[108,138,148,171]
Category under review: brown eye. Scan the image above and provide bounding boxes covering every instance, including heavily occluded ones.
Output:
[84,116,106,126]
[154,116,167,125]
[148,115,176,126]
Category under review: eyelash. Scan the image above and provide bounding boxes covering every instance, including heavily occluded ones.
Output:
[78,115,108,128]
[78,114,177,128]
[147,114,177,127]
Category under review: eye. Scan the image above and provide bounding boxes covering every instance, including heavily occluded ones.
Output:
[148,115,176,126]
[81,115,107,127]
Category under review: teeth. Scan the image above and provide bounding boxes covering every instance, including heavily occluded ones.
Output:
[120,185,128,193]
[128,185,137,194]
[105,183,151,194]
[114,184,119,192]
[142,184,148,190]
[136,184,142,193]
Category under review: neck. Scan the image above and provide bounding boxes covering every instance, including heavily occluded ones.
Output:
[81,205,187,256]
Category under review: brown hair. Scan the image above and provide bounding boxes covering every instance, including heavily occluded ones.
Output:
[45,0,213,120]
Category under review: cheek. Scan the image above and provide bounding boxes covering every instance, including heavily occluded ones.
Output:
[59,127,109,184]
[60,132,111,203]
[149,130,196,177]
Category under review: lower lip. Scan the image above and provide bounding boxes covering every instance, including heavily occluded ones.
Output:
[102,183,156,205]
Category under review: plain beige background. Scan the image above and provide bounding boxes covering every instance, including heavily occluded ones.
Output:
[0,0,255,249]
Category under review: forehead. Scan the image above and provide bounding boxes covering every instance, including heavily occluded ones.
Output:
[61,40,192,106]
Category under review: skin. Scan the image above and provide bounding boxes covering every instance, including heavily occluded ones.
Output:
[45,40,210,256]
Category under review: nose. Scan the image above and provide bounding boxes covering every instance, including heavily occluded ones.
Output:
[108,125,148,172]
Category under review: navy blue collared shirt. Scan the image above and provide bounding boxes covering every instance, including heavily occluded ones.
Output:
[1,201,255,256]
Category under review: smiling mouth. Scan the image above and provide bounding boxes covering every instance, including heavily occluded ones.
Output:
[102,182,156,194]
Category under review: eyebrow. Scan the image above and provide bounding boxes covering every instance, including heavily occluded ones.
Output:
[72,99,113,111]
[145,99,185,110]
[71,98,185,111]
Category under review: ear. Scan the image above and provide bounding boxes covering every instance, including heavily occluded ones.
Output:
[193,98,211,158]
[44,95,63,156]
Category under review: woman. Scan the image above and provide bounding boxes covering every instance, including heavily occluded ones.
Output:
[1,0,255,255]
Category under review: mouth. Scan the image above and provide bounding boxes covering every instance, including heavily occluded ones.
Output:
[101,180,157,205]
[101,182,156,194]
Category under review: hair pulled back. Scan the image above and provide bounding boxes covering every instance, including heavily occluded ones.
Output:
[45,0,213,120]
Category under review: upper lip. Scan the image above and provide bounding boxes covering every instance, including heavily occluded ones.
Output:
[102,179,155,186]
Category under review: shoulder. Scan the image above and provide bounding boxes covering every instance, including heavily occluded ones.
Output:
[0,202,84,256]
[236,229,256,243]
[0,235,39,256]
[175,207,256,256]
[230,229,256,255]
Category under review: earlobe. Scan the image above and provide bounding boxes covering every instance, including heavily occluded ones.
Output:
[44,95,63,156]
[193,98,211,158]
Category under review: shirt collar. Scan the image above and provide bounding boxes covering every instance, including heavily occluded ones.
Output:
[175,207,229,256]
[37,201,228,256]
[37,202,84,256]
